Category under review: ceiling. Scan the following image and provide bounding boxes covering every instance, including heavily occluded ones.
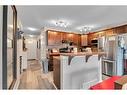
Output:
[16,6,127,35]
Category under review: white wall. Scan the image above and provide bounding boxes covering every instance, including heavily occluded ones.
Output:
[36,28,47,64]
[0,6,3,89]
[40,28,47,59]
[26,37,37,60]
[16,39,22,77]
[12,39,23,89]
[37,36,41,61]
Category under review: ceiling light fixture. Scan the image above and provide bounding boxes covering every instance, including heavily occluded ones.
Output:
[77,25,95,34]
[55,20,69,28]
[80,26,92,32]
[27,27,38,31]
[50,19,70,28]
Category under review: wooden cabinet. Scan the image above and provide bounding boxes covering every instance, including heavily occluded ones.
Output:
[47,30,81,46]
[66,33,73,42]
[48,31,62,45]
[61,32,68,41]
[53,56,60,89]
[48,31,54,45]
[81,35,87,46]
[114,25,127,34]
[87,32,99,45]
[73,34,81,46]
[105,29,115,36]
[48,53,60,71]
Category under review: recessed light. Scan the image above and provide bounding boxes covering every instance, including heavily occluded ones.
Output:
[27,27,38,31]
[29,35,34,37]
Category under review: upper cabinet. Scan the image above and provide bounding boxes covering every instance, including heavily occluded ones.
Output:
[81,35,87,46]
[105,29,115,36]
[48,31,62,46]
[47,30,81,46]
[114,25,127,34]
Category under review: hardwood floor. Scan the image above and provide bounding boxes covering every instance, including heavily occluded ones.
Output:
[18,60,56,89]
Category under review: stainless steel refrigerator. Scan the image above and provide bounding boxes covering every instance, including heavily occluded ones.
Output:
[101,34,125,76]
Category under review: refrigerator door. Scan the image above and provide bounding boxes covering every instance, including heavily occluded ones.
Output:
[105,36,117,61]
[103,34,126,76]
[102,36,117,76]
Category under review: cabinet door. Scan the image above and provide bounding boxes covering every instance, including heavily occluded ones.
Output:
[73,34,81,46]
[48,31,53,45]
[81,35,87,46]
[53,57,60,89]
[54,32,62,45]
[115,26,126,34]
[73,34,78,45]
[61,32,67,41]
[106,29,115,36]
[77,35,81,46]
[48,31,62,45]
[67,33,73,42]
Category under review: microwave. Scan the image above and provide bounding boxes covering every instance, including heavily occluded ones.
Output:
[91,39,98,43]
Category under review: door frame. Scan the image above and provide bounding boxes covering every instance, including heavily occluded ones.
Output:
[2,5,17,89]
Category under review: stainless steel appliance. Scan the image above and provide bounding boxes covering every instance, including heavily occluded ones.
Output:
[102,36,117,76]
[102,35,125,76]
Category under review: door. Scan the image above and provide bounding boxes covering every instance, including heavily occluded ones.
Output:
[2,6,17,89]
[7,6,17,89]
[26,38,37,60]
[7,6,14,88]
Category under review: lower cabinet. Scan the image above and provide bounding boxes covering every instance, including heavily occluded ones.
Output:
[53,56,60,89]
[48,53,60,71]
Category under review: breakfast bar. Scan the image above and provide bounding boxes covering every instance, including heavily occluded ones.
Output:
[53,52,105,89]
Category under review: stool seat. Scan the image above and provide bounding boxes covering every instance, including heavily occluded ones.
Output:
[90,76,121,90]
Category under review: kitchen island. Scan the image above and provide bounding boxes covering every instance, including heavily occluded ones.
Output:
[53,52,105,89]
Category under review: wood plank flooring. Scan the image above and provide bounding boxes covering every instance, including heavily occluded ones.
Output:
[18,60,56,89]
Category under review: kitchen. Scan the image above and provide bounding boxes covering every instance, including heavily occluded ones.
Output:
[37,24,127,89]
[1,6,127,89]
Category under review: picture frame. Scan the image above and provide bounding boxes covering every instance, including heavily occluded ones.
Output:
[39,39,41,49]
[37,41,38,48]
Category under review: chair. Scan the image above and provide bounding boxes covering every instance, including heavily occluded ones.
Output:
[42,58,49,73]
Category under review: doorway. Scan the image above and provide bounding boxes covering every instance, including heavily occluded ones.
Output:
[2,5,17,89]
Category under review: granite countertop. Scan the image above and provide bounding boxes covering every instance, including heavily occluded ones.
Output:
[53,52,106,65]
[60,52,106,56]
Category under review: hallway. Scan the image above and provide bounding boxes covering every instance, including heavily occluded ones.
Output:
[18,60,56,89]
